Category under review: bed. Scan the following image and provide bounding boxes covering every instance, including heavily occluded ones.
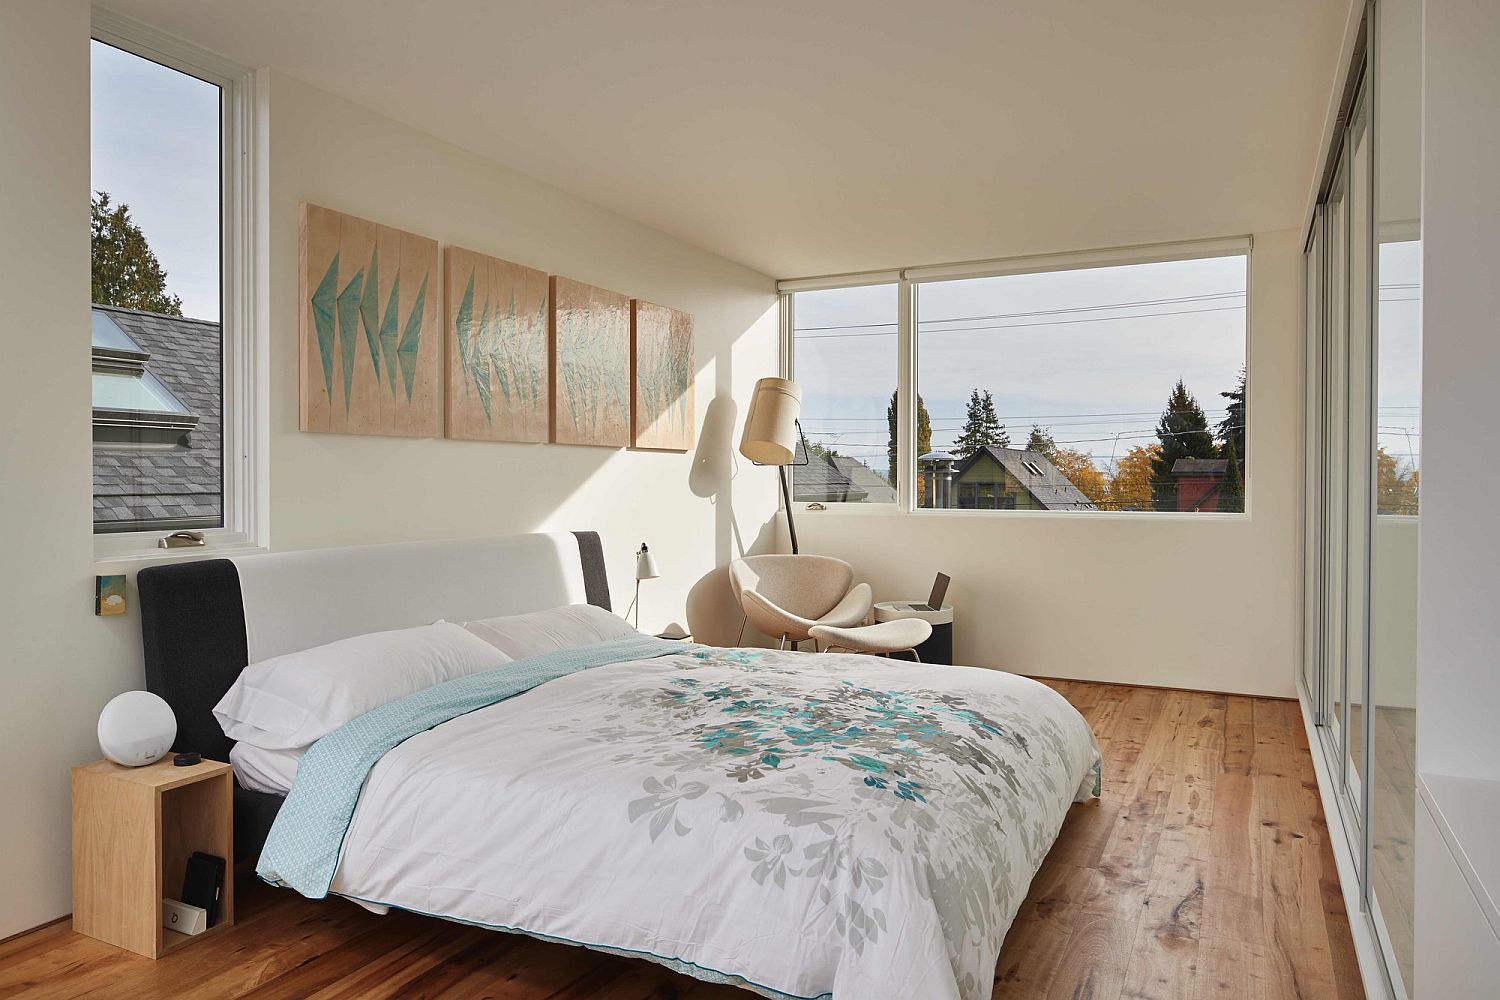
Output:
[139,531,1099,1000]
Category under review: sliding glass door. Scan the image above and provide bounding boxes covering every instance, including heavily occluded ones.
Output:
[1302,2,1420,996]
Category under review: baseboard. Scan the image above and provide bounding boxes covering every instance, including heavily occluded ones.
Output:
[0,913,70,949]
[1295,677,1400,1000]
[1022,672,1297,701]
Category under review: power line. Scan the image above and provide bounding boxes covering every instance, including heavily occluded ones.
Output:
[797,304,1248,341]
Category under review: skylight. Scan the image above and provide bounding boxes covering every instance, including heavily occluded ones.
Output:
[90,309,197,429]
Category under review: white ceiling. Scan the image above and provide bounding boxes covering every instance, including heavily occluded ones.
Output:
[105,0,1351,279]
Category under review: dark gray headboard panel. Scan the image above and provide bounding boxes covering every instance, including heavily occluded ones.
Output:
[138,557,248,766]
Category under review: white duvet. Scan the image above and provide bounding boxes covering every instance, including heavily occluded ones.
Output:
[319,646,1099,1000]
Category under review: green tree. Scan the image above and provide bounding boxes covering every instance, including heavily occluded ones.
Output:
[1026,424,1058,462]
[886,391,932,485]
[91,192,183,316]
[1218,367,1247,477]
[1150,379,1217,510]
[953,389,1008,459]
[1219,436,1245,513]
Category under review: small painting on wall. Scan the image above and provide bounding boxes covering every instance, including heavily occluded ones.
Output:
[444,247,550,443]
[95,575,126,617]
[550,276,630,447]
[300,204,440,437]
[631,300,695,451]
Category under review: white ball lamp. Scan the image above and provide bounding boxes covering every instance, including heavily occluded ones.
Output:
[97,690,177,767]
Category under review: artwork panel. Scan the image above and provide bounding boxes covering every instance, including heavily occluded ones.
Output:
[549,276,630,448]
[444,247,550,443]
[631,300,695,451]
[298,203,439,438]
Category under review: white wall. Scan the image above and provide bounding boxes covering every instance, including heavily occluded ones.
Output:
[0,0,779,938]
[1417,0,1500,785]
[800,229,1305,698]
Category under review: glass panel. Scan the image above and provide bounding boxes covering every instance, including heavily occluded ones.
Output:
[1345,84,1374,801]
[1324,149,1349,764]
[912,256,1248,512]
[1371,0,1422,991]
[91,370,191,414]
[789,284,899,503]
[1303,220,1324,706]
[90,39,223,534]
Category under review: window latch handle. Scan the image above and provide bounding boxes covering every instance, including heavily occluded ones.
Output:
[158,530,206,549]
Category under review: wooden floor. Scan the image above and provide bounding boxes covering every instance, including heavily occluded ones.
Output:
[0,681,1363,1000]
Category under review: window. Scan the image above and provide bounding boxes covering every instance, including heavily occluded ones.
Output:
[783,245,1249,515]
[90,15,261,550]
[914,253,1247,514]
[787,283,898,504]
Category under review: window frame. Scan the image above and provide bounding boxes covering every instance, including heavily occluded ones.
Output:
[91,9,267,561]
[781,236,1254,519]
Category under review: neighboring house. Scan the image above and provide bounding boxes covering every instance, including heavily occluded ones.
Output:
[91,304,222,532]
[951,446,1096,510]
[828,455,897,504]
[791,452,869,503]
[1172,457,1228,512]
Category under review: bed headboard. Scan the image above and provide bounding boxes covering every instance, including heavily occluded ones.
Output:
[138,530,611,767]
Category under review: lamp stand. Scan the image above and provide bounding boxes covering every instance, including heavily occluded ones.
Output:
[633,578,641,629]
[779,465,799,554]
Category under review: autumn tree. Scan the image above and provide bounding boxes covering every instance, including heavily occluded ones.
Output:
[1376,446,1420,515]
[1026,424,1058,462]
[953,389,1008,459]
[886,391,932,486]
[1052,447,1109,505]
[91,192,183,316]
[1150,380,1216,510]
[1107,443,1162,511]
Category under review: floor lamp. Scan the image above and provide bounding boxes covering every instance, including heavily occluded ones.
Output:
[740,377,808,554]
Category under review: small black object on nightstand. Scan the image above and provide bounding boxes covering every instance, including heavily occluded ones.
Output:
[173,751,201,766]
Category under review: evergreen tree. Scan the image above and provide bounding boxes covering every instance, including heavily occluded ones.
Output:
[1150,379,1217,510]
[1026,424,1058,462]
[1219,436,1245,513]
[91,192,184,316]
[886,390,932,485]
[953,389,1008,459]
[1218,367,1247,476]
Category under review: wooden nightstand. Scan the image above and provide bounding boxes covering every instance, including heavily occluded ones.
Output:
[71,756,234,958]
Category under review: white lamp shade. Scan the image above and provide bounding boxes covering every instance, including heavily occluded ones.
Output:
[636,546,660,580]
[739,377,802,466]
[98,690,176,767]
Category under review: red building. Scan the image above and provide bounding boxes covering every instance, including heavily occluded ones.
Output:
[1172,458,1229,512]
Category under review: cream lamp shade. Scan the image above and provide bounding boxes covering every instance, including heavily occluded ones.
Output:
[739,377,802,466]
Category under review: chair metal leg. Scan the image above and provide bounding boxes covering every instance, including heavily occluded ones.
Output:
[778,634,788,651]
[737,615,747,647]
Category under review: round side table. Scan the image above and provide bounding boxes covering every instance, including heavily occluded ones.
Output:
[873,602,954,664]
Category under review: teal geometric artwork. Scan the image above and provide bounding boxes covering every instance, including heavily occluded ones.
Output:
[551,275,630,448]
[443,246,550,443]
[300,204,439,437]
[631,299,695,451]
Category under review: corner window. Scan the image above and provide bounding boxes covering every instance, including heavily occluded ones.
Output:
[787,283,898,504]
[90,18,261,550]
[914,253,1247,514]
[781,244,1250,516]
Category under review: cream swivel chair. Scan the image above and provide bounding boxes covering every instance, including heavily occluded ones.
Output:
[729,554,873,649]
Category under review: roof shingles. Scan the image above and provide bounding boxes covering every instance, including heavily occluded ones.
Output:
[92,305,222,529]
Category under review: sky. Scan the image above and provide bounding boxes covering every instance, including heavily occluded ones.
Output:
[793,249,1422,484]
[91,40,221,322]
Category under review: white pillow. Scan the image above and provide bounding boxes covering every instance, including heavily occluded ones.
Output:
[463,604,639,660]
[214,621,508,751]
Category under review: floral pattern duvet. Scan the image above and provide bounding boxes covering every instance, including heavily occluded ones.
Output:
[260,641,1100,1000]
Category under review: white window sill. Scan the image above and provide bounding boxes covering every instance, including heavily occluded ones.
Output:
[93,535,267,570]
